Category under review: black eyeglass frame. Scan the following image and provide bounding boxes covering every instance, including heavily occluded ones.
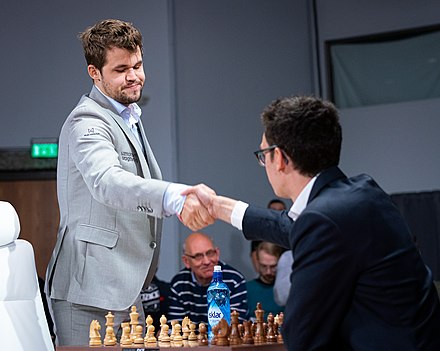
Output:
[184,248,218,262]
[253,145,278,167]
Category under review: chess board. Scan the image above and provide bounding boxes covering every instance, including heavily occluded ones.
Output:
[57,344,286,351]
[60,303,285,350]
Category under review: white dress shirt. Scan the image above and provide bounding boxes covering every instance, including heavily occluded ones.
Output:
[231,175,318,230]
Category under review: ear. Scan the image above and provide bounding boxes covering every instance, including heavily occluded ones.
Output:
[87,65,101,81]
[182,255,191,269]
[274,147,287,172]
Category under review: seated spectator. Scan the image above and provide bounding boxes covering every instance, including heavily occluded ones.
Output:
[250,199,286,274]
[140,273,170,332]
[247,242,284,320]
[273,249,293,306]
[168,232,248,324]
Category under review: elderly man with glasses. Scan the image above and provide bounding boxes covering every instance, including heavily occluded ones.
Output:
[168,232,248,324]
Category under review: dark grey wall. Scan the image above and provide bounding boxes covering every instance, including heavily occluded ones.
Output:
[172,0,312,280]
[1,0,439,281]
[314,0,440,194]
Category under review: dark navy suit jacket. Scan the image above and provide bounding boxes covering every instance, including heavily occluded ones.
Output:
[243,167,440,350]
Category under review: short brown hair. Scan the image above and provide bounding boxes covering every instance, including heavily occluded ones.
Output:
[256,242,284,260]
[261,95,342,177]
[79,19,143,71]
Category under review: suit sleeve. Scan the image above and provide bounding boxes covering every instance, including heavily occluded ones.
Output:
[242,205,293,249]
[66,107,169,217]
[282,211,359,350]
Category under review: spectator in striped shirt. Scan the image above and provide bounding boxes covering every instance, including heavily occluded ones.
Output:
[168,232,248,324]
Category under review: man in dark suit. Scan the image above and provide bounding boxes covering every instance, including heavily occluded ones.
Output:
[185,96,440,350]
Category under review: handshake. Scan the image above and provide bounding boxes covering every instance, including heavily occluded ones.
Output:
[179,184,238,231]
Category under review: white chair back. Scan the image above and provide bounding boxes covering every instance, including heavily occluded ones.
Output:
[0,201,54,350]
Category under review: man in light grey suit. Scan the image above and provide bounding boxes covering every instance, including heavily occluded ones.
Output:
[45,19,212,346]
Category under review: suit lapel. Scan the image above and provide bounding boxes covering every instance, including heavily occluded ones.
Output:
[88,86,155,179]
[136,121,162,180]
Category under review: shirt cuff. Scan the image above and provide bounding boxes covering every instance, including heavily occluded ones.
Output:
[163,183,190,217]
[231,201,249,231]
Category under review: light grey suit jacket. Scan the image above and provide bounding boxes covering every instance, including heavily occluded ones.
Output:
[45,86,169,311]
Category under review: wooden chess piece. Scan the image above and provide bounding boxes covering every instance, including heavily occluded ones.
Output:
[229,310,242,345]
[266,312,278,343]
[242,320,254,345]
[104,312,117,346]
[144,324,157,347]
[120,322,133,347]
[238,323,244,338]
[89,320,102,347]
[158,314,167,342]
[133,324,144,345]
[129,305,140,342]
[198,323,209,346]
[253,302,266,344]
[170,319,178,345]
[172,323,183,347]
[211,323,219,345]
[146,315,153,330]
[158,324,171,348]
[216,318,230,346]
[181,316,190,340]
[188,322,198,347]
[181,316,190,346]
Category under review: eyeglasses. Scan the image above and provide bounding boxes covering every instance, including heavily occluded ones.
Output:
[184,249,217,262]
[253,145,277,167]
[259,264,277,272]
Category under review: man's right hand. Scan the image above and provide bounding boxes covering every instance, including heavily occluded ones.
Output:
[179,191,215,231]
[182,184,238,225]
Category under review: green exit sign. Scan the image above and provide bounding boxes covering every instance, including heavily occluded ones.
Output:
[30,138,58,158]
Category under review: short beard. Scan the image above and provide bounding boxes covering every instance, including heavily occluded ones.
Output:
[117,90,142,105]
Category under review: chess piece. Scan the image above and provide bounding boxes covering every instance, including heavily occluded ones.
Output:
[266,312,278,343]
[89,320,102,346]
[238,323,244,339]
[134,324,144,345]
[254,302,266,344]
[158,324,171,348]
[188,323,198,347]
[172,323,183,347]
[104,312,117,346]
[242,320,254,345]
[198,322,209,346]
[146,314,153,330]
[211,323,219,345]
[181,316,191,346]
[144,324,157,347]
[229,310,242,345]
[120,322,133,346]
[216,318,230,346]
[129,305,140,342]
[181,316,190,340]
[158,314,167,342]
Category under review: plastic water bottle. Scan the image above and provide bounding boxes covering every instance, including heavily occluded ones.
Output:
[207,265,230,341]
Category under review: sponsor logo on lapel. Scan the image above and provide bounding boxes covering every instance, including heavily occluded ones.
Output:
[121,151,139,163]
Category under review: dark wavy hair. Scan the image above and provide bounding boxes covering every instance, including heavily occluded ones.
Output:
[79,19,143,71]
[261,95,342,177]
